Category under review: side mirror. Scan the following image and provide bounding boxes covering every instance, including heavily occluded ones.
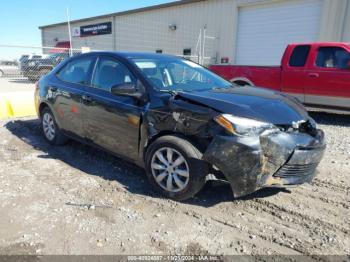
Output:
[111,82,144,100]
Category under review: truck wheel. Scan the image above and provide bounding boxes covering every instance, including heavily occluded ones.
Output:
[41,107,68,146]
[233,80,251,86]
[0,70,4,78]
[145,135,208,201]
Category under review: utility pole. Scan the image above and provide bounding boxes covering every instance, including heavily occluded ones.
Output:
[67,7,73,57]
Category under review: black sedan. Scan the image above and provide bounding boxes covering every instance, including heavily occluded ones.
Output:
[34,52,326,200]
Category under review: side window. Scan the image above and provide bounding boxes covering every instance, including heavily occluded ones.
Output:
[92,57,136,91]
[316,47,350,69]
[289,45,310,67]
[57,57,95,85]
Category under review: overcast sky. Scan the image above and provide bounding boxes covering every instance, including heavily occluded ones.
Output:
[0,0,174,59]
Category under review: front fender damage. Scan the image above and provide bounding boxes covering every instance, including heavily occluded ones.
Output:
[139,95,219,163]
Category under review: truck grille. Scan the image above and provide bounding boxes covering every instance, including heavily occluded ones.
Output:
[274,163,319,178]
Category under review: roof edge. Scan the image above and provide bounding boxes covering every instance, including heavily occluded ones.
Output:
[39,0,205,29]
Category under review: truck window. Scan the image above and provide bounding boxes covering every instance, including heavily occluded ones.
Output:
[289,45,310,67]
[316,47,350,69]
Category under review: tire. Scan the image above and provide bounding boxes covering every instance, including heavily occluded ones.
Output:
[145,135,208,201]
[0,70,4,78]
[41,107,68,146]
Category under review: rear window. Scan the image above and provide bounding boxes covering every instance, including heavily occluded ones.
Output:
[57,57,95,85]
[289,45,311,67]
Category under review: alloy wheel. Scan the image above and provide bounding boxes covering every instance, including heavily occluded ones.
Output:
[42,112,56,141]
[151,147,190,193]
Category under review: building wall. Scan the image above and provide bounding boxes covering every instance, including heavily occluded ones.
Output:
[342,0,350,42]
[41,0,350,63]
[319,0,348,41]
[112,0,235,64]
[42,17,114,52]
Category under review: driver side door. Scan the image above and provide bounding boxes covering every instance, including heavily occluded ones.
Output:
[82,56,144,161]
[304,46,350,110]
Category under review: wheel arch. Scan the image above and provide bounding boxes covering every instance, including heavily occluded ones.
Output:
[143,131,206,163]
[230,77,255,86]
[38,102,50,118]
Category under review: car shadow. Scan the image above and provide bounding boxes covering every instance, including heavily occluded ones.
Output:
[309,111,350,127]
[5,119,286,207]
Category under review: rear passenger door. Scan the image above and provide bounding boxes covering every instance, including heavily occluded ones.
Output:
[53,55,97,138]
[81,56,143,161]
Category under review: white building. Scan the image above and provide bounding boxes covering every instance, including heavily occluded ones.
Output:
[40,0,350,65]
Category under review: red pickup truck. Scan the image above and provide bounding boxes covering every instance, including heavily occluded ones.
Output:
[210,42,350,113]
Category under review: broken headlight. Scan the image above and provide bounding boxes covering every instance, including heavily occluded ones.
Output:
[214,114,277,137]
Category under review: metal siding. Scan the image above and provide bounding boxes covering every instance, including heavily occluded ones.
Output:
[235,0,323,65]
[42,17,114,52]
[113,0,234,62]
[342,1,350,42]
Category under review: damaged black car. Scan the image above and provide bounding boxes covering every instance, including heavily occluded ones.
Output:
[35,52,326,201]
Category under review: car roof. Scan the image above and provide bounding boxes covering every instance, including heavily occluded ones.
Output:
[76,51,182,61]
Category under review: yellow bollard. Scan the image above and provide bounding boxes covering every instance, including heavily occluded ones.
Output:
[0,91,36,119]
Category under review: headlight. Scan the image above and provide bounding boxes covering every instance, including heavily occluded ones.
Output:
[214,114,278,137]
[28,61,37,67]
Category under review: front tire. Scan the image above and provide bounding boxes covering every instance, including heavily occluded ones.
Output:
[145,135,208,201]
[41,107,68,146]
[0,70,4,78]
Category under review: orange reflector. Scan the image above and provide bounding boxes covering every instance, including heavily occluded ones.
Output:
[214,115,235,134]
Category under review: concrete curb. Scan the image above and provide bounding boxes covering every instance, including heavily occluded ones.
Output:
[0,91,36,119]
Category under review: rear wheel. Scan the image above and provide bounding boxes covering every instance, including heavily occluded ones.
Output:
[41,107,68,146]
[145,135,208,201]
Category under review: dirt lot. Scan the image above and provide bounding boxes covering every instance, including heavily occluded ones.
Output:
[0,112,349,256]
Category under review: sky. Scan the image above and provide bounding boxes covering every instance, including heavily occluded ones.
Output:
[0,0,174,59]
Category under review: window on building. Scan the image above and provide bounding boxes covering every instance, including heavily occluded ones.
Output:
[92,57,136,91]
[289,45,311,67]
[156,50,163,54]
[56,57,95,85]
[183,48,192,57]
[316,47,350,69]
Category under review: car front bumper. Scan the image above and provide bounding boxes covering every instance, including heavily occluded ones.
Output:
[203,129,326,198]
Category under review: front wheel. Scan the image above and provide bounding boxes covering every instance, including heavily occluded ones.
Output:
[0,70,4,78]
[145,135,208,201]
[41,107,68,146]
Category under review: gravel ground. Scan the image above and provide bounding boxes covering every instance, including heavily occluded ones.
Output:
[0,112,349,256]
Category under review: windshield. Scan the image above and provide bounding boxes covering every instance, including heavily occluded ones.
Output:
[132,58,233,92]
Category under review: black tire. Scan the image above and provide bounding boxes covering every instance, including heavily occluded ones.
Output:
[41,107,68,146]
[145,135,208,201]
[0,70,4,78]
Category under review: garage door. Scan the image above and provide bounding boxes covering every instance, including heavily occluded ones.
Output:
[235,0,322,65]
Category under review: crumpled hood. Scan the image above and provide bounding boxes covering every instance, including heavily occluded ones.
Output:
[177,86,309,125]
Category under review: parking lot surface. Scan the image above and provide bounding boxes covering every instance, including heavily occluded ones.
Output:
[0,112,349,255]
[0,77,35,93]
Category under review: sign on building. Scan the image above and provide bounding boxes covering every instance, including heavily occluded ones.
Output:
[80,22,112,37]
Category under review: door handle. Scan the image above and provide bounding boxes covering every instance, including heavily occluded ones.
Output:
[308,73,319,78]
[82,95,93,103]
